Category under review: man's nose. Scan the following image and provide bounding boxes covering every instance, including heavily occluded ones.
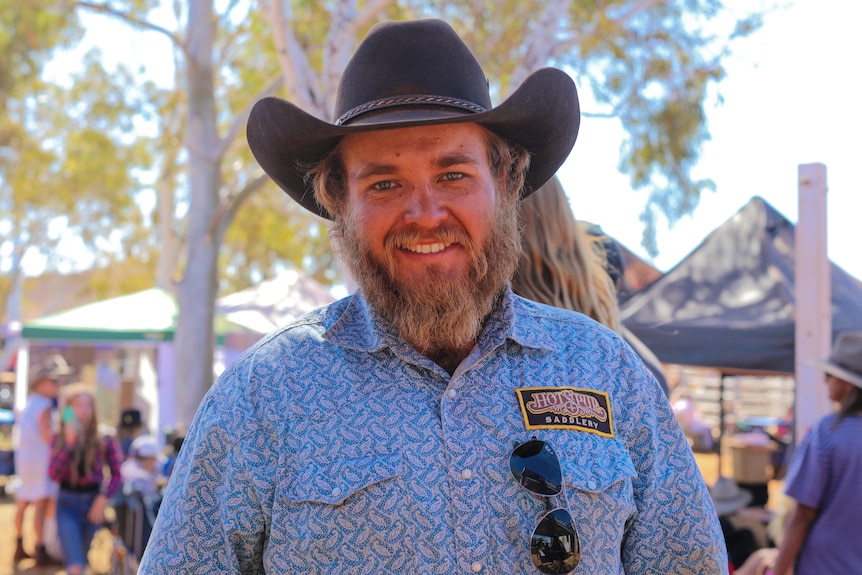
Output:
[403,183,447,226]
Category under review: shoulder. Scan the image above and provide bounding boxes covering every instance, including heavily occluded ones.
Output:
[511,294,630,359]
[198,299,353,432]
[512,294,618,338]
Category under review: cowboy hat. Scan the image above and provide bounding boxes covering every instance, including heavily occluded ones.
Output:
[810,331,862,389]
[710,476,753,516]
[29,354,72,388]
[247,18,580,220]
[119,408,143,429]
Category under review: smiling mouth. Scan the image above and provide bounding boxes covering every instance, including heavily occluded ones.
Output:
[397,242,453,254]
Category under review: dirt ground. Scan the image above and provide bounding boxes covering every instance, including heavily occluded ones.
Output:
[0,486,114,575]
[0,451,785,574]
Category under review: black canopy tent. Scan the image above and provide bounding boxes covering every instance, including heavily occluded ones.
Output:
[620,197,862,478]
[621,196,862,375]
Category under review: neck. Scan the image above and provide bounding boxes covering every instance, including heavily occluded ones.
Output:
[422,343,475,376]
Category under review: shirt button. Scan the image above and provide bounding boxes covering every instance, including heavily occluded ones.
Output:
[587,480,597,490]
[331,487,342,497]
[447,389,457,398]
[471,561,483,572]
[461,469,473,480]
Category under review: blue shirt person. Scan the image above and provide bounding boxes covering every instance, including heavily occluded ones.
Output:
[139,18,725,575]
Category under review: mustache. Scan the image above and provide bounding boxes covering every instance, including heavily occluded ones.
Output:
[384,225,473,252]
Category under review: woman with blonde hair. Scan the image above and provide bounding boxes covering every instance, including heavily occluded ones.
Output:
[49,383,122,575]
[512,175,669,395]
[512,175,621,332]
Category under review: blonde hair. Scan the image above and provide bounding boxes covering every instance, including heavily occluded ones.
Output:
[55,383,103,486]
[512,176,622,332]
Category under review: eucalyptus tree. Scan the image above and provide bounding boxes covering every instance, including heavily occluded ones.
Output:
[65,0,334,424]
[0,1,82,322]
[0,2,152,369]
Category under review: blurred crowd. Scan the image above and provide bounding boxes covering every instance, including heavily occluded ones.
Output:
[8,354,182,572]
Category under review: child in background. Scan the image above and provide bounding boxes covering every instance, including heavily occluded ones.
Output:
[49,383,122,575]
[120,435,164,496]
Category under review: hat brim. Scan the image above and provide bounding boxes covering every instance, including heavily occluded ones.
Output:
[247,68,579,219]
[713,492,753,516]
[810,359,862,389]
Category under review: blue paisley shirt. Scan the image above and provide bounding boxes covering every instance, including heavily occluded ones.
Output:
[139,289,727,574]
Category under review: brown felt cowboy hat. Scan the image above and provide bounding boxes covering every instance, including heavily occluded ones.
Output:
[247,19,580,220]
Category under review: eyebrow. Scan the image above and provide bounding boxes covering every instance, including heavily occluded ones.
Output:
[354,163,398,181]
[437,153,482,170]
[354,153,482,179]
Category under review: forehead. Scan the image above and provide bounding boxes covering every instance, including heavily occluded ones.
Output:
[339,122,491,163]
[69,393,93,405]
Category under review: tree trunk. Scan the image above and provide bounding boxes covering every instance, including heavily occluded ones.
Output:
[173,0,221,427]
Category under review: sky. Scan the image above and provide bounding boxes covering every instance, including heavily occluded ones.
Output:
[40,0,861,280]
[558,0,861,278]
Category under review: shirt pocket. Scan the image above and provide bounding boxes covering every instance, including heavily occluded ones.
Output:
[283,451,403,505]
[562,438,637,528]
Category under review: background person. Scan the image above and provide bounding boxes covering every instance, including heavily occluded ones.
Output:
[49,383,122,575]
[710,475,764,571]
[511,176,670,396]
[120,434,165,497]
[767,331,862,575]
[11,354,69,566]
[117,408,147,460]
[511,175,622,332]
[140,18,725,574]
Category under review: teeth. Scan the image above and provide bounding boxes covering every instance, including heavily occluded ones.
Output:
[402,243,448,254]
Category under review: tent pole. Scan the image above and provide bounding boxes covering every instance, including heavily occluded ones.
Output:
[717,374,726,478]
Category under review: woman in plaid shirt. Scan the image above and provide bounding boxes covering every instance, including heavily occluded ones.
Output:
[49,383,122,575]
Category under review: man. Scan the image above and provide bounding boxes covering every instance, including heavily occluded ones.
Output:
[12,355,69,566]
[140,19,726,574]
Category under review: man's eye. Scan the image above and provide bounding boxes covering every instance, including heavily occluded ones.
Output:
[442,172,463,181]
[372,180,395,191]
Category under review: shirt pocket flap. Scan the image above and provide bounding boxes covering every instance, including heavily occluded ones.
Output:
[285,452,403,505]
[565,440,636,494]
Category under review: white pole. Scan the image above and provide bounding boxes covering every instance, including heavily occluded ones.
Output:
[157,342,176,436]
[14,341,30,413]
[794,163,831,444]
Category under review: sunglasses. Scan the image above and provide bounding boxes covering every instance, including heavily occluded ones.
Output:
[510,438,580,574]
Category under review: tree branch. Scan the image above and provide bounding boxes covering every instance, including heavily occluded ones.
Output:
[348,0,393,35]
[614,0,667,26]
[264,0,322,116]
[75,1,183,50]
[509,0,570,90]
[209,174,271,241]
[216,74,283,159]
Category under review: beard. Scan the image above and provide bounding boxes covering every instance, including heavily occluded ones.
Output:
[332,194,521,354]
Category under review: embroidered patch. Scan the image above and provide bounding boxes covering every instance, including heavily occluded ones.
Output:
[515,387,614,437]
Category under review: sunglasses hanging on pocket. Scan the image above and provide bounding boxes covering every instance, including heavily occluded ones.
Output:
[510,437,580,574]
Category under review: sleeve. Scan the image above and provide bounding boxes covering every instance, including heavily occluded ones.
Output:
[102,435,123,498]
[137,368,272,575]
[616,344,729,574]
[783,421,826,509]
